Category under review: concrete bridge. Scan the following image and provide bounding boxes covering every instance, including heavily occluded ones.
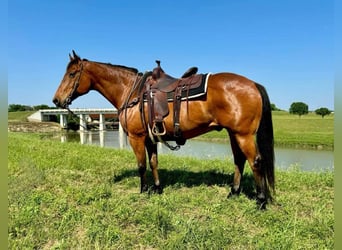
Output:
[28,108,129,148]
[28,108,119,131]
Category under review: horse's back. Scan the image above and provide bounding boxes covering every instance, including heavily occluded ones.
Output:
[207,72,262,105]
[208,72,259,91]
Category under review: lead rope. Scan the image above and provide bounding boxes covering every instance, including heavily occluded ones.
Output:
[66,107,88,130]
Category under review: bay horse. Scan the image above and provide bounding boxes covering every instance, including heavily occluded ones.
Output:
[53,51,275,209]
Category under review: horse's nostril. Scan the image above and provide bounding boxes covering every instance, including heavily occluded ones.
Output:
[53,98,59,106]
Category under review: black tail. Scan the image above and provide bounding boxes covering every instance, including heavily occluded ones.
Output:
[255,83,275,195]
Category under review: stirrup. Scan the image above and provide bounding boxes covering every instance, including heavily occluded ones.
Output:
[152,121,166,136]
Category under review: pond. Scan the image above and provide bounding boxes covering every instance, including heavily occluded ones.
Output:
[61,130,334,172]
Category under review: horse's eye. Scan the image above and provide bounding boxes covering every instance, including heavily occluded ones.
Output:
[69,72,76,78]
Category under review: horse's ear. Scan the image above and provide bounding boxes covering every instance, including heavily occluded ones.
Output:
[72,50,80,61]
[69,53,74,61]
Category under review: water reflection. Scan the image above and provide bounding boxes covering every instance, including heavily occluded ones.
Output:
[72,131,129,149]
[79,131,105,147]
[61,131,334,172]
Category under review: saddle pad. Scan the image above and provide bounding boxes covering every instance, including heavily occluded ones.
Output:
[166,73,210,101]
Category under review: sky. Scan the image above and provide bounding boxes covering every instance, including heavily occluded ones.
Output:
[8,0,334,111]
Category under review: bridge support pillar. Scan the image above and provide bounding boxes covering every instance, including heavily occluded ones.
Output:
[79,114,87,131]
[60,114,68,129]
[99,113,105,131]
[80,131,86,144]
[119,122,128,148]
[100,131,105,147]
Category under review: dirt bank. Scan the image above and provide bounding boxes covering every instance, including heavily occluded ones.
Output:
[8,121,61,133]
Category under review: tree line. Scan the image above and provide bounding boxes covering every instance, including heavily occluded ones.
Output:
[289,102,332,118]
[8,104,56,112]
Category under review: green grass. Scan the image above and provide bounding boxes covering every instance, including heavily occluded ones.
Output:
[272,111,333,149]
[8,132,334,249]
[8,111,36,122]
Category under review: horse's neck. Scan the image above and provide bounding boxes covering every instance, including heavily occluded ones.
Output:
[87,62,137,109]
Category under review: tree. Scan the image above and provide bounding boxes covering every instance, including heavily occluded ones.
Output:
[8,104,33,112]
[315,107,331,118]
[33,104,52,110]
[8,104,55,112]
[271,103,281,111]
[289,102,308,117]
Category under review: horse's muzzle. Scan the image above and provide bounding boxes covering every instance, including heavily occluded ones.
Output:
[52,98,69,109]
[52,97,60,107]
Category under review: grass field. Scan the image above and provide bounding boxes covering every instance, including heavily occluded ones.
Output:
[8,111,35,122]
[8,132,334,249]
[198,111,334,150]
[271,111,333,149]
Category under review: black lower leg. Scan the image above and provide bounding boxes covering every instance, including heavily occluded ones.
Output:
[138,165,148,193]
[254,156,267,210]
[228,185,242,198]
[256,187,267,210]
[150,184,163,194]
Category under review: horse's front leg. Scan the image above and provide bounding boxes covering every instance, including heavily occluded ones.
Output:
[128,136,148,193]
[146,138,162,194]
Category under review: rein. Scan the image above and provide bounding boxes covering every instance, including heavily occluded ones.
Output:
[65,107,88,130]
[118,71,153,133]
[118,71,153,113]
[119,72,142,132]
[117,73,141,114]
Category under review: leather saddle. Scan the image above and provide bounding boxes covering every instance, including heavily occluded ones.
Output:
[150,60,199,92]
[144,60,204,141]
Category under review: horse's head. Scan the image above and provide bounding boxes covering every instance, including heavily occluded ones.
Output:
[53,50,91,108]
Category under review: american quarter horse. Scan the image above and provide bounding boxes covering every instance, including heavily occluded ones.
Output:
[53,51,275,209]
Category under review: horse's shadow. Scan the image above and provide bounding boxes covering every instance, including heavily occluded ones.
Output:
[113,168,256,199]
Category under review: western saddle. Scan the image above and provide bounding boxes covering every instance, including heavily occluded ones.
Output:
[143,60,205,147]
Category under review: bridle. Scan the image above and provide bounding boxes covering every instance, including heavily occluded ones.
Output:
[65,61,84,108]
[64,61,87,128]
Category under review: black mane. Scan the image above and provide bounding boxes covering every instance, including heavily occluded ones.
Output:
[97,61,140,74]
[66,58,140,75]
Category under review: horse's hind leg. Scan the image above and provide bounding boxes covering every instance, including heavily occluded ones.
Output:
[235,134,268,209]
[227,131,246,197]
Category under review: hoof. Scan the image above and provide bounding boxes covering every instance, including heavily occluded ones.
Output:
[141,184,149,193]
[148,184,163,195]
[257,200,267,210]
[256,193,267,210]
[227,187,241,199]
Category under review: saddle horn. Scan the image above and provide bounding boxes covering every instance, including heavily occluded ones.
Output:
[152,60,164,80]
